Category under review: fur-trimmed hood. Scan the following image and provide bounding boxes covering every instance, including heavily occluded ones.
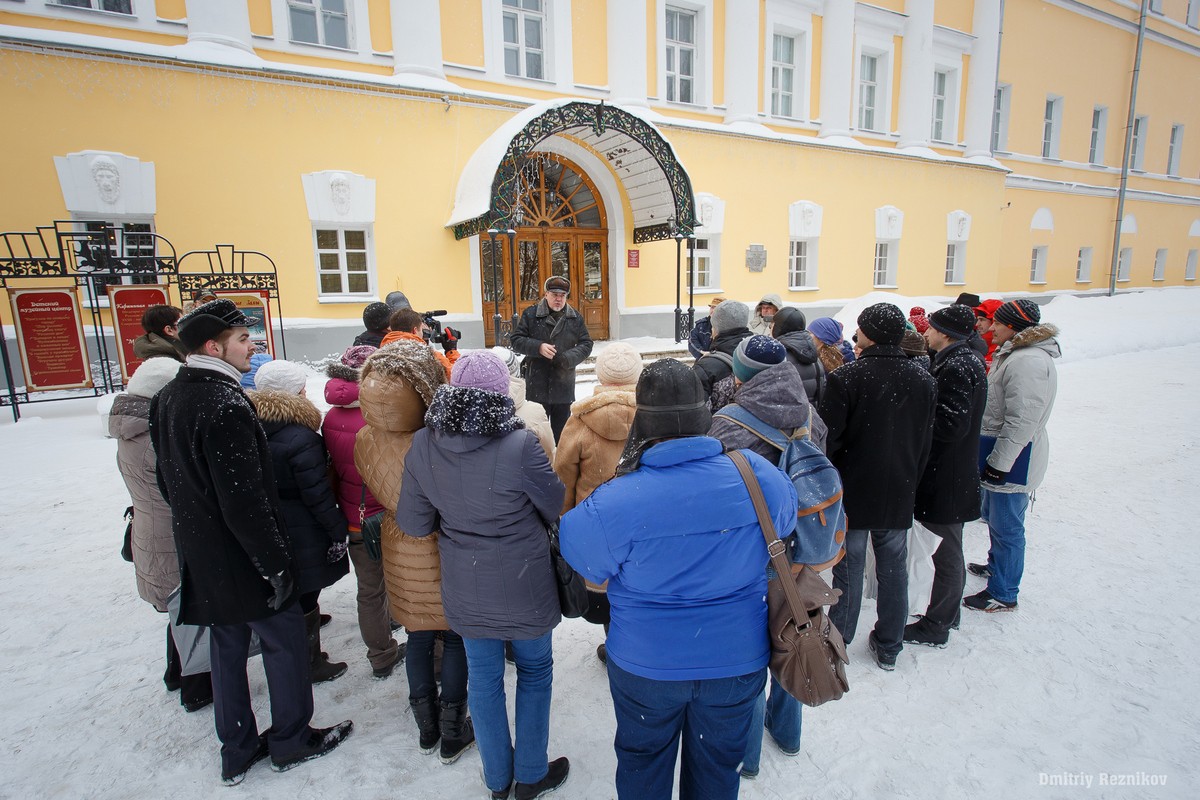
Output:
[425,384,524,445]
[248,389,322,431]
[569,385,637,441]
[325,360,361,383]
[360,340,445,406]
[1007,323,1061,355]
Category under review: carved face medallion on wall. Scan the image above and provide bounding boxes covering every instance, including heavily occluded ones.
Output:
[330,173,352,216]
[90,156,121,205]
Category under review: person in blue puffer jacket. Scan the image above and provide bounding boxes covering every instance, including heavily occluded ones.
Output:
[560,358,797,800]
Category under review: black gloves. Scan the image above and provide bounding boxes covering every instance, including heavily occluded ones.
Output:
[326,540,349,564]
[981,464,1008,486]
[267,570,294,611]
[442,326,461,353]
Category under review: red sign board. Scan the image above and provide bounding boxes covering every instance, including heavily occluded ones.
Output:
[10,288,92,392]
[108,284,172,382]
[627,249,640,268]
[216,290,276,356]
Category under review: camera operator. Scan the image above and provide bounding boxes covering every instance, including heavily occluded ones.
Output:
[380,307,459,380]
[510,276,593,442]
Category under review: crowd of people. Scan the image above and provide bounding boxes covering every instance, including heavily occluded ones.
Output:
[109,278,1061,799]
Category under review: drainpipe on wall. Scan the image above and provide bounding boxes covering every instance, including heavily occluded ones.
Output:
[1109,0,1150,297]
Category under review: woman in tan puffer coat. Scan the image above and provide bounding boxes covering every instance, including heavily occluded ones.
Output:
[354,340,475,763]
[552,342,643,663]
[109,356,213,711]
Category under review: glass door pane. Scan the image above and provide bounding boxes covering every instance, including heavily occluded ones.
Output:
[583,241,603,301]
[519,239,540,301]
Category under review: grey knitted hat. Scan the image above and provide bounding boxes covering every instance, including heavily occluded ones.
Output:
[709,300,750,336]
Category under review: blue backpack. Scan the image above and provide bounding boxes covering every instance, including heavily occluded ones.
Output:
[714,404,846,568]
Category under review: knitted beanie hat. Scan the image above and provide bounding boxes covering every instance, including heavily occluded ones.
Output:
[451,350,511,395]
[928,304,977,340]
[709,299,750,336]
[491,346,522,378]
[857,302,907,346]
[254,359,308,394]
[362,302,391,332]
[908,306,930,333]
[341,345,377,369]
[993,299,1041,331]
[975,298,1004,320]
[732,335,787,383]
[900,329,928,358]
[595,343,643,386]
[808,317,844,346]
[126,356,182,399]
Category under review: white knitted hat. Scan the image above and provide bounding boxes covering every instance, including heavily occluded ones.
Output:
[254,359,308,394]
[126,357,182,398]
[595,343,643,386]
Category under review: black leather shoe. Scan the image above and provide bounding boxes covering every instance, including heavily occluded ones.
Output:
[270,721,354,772]
[221,733,269,786]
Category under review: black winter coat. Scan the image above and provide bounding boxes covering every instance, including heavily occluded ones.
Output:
[510,300,594,405]
[353,329,385,348]
[693,326,752,396]
[251,390,350,594]
[687,316,713,359]
[149,367,296,626]
[818,344,937,530]
[775,330,826,406]
[914,340,988,524]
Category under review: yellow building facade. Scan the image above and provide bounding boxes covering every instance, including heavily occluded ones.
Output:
[0,0,1196,356]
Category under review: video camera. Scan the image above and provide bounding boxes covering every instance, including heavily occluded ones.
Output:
[420,310,461,347]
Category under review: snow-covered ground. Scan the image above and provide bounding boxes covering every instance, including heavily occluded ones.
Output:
[2,289,1198,799]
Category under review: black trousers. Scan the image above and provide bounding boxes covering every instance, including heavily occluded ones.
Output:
[547,403,571,443]
[921,521,965,633]
[210,602,313,772]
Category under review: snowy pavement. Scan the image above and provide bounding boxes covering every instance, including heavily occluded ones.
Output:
[1,291,1198,799]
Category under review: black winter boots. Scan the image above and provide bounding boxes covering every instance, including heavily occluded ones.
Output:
[270,721,354,772]
[438,698,476,764]
[410,694,440,754]
[304,609,347,683]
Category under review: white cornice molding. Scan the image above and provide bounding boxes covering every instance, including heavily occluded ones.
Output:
[932,24,975,52]
[1043,0,1200,57]
[1006,173,1200,206]
[855,3,907,35]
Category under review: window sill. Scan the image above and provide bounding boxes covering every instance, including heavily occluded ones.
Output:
[687,288,725,296]
[873,285,899,290]
[47,3,135,19]
[1041,157,1063,164]
[1075,279,1092,284]
[1153,278,1166,282]
[1029,281,1047,285]
[788,286,820,292]
[944,282,966,286]
[318,295,376,304]
[288,39,359,55]
[1117,278,1131,283]
[1088,162,1106,169]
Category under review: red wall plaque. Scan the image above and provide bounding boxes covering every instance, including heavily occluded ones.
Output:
[627,249,640,268]
[109,284,172,382]
[10,288,92,392]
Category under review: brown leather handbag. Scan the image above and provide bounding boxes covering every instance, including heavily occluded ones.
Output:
[728,450,850,707]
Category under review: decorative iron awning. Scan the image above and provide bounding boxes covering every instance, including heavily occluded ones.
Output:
[447,99,697,243]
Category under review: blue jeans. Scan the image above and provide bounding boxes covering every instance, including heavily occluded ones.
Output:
[742,675,801,774]
[607,661,766,800]
[829,528,908,658]
[980,489,1031,604]
[463,633,554,792]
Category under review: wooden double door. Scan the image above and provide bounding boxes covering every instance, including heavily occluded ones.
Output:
[482,154,610,345]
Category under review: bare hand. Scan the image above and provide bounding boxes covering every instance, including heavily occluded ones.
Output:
[539,343,558,360]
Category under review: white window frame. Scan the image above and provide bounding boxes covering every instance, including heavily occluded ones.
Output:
[483,0,572,89]
[1168,124,1184,177]
[1153,248,1168,281]
[1149,0,1164,13]
[1076,247,1093,283]
[763,2,814,123]
[1029,246,1048,284]
[873,241,897,288]
[1189,0,1200,29]
[1186,249,1198,281]
[1090,106,1108,166]
[856,51,886,133]
[771,33,798,119]
[992,83,1012,153]
[501,0,547,80]
[944,242,966,285]
[853,4,900,136]
[665,5,697,104]
[286,0,353,50]
[1132,115,1148,171]
[657,1,713,107]
[71,216,157,307]
[48,0,134,14]
[1042,95,1063,160]
[931,69,952,143]
[686,236,717,291]
[313,226,375,298]
[1117,246,1133,282]
[788,238,818,290]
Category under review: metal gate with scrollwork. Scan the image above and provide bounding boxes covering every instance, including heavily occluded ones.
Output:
[0,220,285,422]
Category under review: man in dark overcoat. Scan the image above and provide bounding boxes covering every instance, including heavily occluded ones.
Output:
[905,305,988,649]
[817,302,937,671]
[510,275,593,442]
[150,299,352,786]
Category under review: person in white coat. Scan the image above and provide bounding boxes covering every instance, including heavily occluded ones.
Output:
[965,299,1061,613]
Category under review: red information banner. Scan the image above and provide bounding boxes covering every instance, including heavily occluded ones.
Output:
[10,288,92,392]
[216,290,276,356]
[108,284,172,383]
[627,249,640,268]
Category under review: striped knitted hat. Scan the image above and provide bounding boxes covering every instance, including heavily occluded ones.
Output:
[993,299,1041,331]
